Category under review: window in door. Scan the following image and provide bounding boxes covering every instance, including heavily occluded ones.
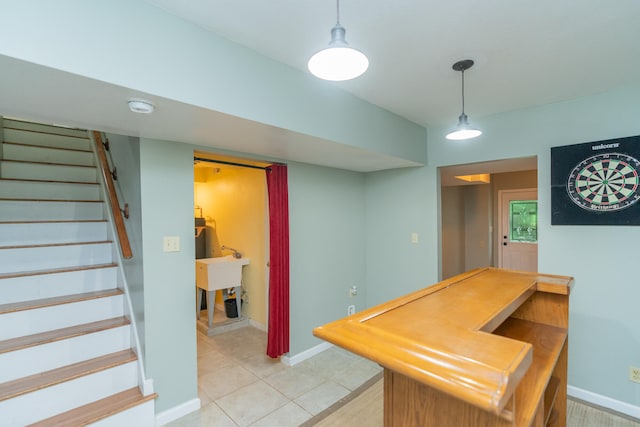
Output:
[509,200,537,243]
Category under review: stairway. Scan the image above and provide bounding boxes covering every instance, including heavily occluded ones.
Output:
[0,118,156,426]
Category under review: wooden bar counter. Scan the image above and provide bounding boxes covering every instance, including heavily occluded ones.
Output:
[313,268,574,426]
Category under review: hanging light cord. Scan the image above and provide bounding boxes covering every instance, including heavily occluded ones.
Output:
[336,0,341,25]
[460,69,466,115]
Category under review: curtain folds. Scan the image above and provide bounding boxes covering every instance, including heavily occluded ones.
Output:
[266,164,290,358]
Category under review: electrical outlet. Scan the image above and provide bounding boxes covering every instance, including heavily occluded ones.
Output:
[347,305,355,316]
[349,285,358,297]
[630,366,640,383]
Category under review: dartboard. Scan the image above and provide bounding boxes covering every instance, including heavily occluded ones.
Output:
[566,152,640,212]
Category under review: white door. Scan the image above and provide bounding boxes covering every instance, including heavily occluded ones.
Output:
[498,189,538,271]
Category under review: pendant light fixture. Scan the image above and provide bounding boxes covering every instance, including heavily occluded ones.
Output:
[446,59,482,140]
[307,0,369,81]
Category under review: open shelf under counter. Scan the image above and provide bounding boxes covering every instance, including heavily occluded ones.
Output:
[493,317,568,426]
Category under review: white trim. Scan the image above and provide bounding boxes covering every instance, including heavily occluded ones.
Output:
[568,385,640,420]
[281,342,333,366]
[88,131,152,395]
[141,378,154,397]
[155,398,200,426]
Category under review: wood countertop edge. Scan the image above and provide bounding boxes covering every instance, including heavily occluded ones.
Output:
[313,318,533,414]
[312,268,573,415]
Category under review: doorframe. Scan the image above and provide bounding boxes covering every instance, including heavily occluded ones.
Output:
[497,188,538,269]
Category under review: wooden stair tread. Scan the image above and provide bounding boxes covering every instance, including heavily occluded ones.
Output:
[3,125,89,140]
[27,387,157,427]
[0,122,152,424]
[0,263,117,280]
[0,288,123,315]
[3,141,92,153]
[0,349,137,401]
[0,240,112,250]
[0,317,130,354]
[0,198,103,203]
[0,159,97,169]
[0,177,99,186]
[0,219,106,224]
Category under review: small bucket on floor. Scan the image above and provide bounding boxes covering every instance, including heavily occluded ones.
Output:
[224,298,238,318]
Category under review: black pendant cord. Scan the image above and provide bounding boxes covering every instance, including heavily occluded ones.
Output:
[461,69,466,115]
[336,0,341,25]
[452,59,474,117]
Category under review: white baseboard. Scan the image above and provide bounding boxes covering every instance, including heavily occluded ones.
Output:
[568,385,640,420]
[281,341,333,366]
[155,398,200,426]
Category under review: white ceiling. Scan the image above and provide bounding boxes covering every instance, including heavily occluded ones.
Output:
[144,0,640,128]
[2,1,639,174]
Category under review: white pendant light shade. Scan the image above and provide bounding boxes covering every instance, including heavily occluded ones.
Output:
[308,1,368,82]
[308,24,369,81]
[446,113,482,140]
[446,59,481,141]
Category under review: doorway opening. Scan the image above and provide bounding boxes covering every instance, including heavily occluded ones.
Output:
[439,156,538,279]
[193,152,271,335]
[498,189,538,271]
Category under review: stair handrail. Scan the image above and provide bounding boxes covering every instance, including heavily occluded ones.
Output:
[92,131,133,259]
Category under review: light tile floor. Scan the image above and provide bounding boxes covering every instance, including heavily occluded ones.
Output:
[166,325,382,427]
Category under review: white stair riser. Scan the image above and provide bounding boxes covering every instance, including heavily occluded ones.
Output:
[0,266,116,305]
[0,361,138,426]
[0,180,100,200]
[0,121,154,425]
[3,143,95,166]
[3,128,91,151]
[0,325,131,382]
[0,160,98,183]
[0,221,108,246]
[0,200,104,221]
[3,120,88,138]
[0,242,113,274]
[0,294,124,340]
[89,400,155,427]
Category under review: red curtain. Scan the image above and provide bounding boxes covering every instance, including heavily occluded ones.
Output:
[266,164,290,358]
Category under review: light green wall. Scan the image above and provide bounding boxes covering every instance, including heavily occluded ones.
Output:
[105,134,147,350]
[2,0,637,414]
[0,0,426,163]
[288,163,366,354]
[425,85,640,407]
[364,166,440,306]
[106,86,640,413]
[136,140,369,408]
[139,139,197,412]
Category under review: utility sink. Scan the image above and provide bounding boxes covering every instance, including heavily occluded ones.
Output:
[195,256,250,328]
[196,256,250,291]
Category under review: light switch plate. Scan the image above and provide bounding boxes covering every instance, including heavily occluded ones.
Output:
[163,236,180,252]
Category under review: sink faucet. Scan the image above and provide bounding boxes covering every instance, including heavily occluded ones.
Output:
[221,245,242,259]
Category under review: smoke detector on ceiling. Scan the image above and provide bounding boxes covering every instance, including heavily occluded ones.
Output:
[127,99,155,114]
